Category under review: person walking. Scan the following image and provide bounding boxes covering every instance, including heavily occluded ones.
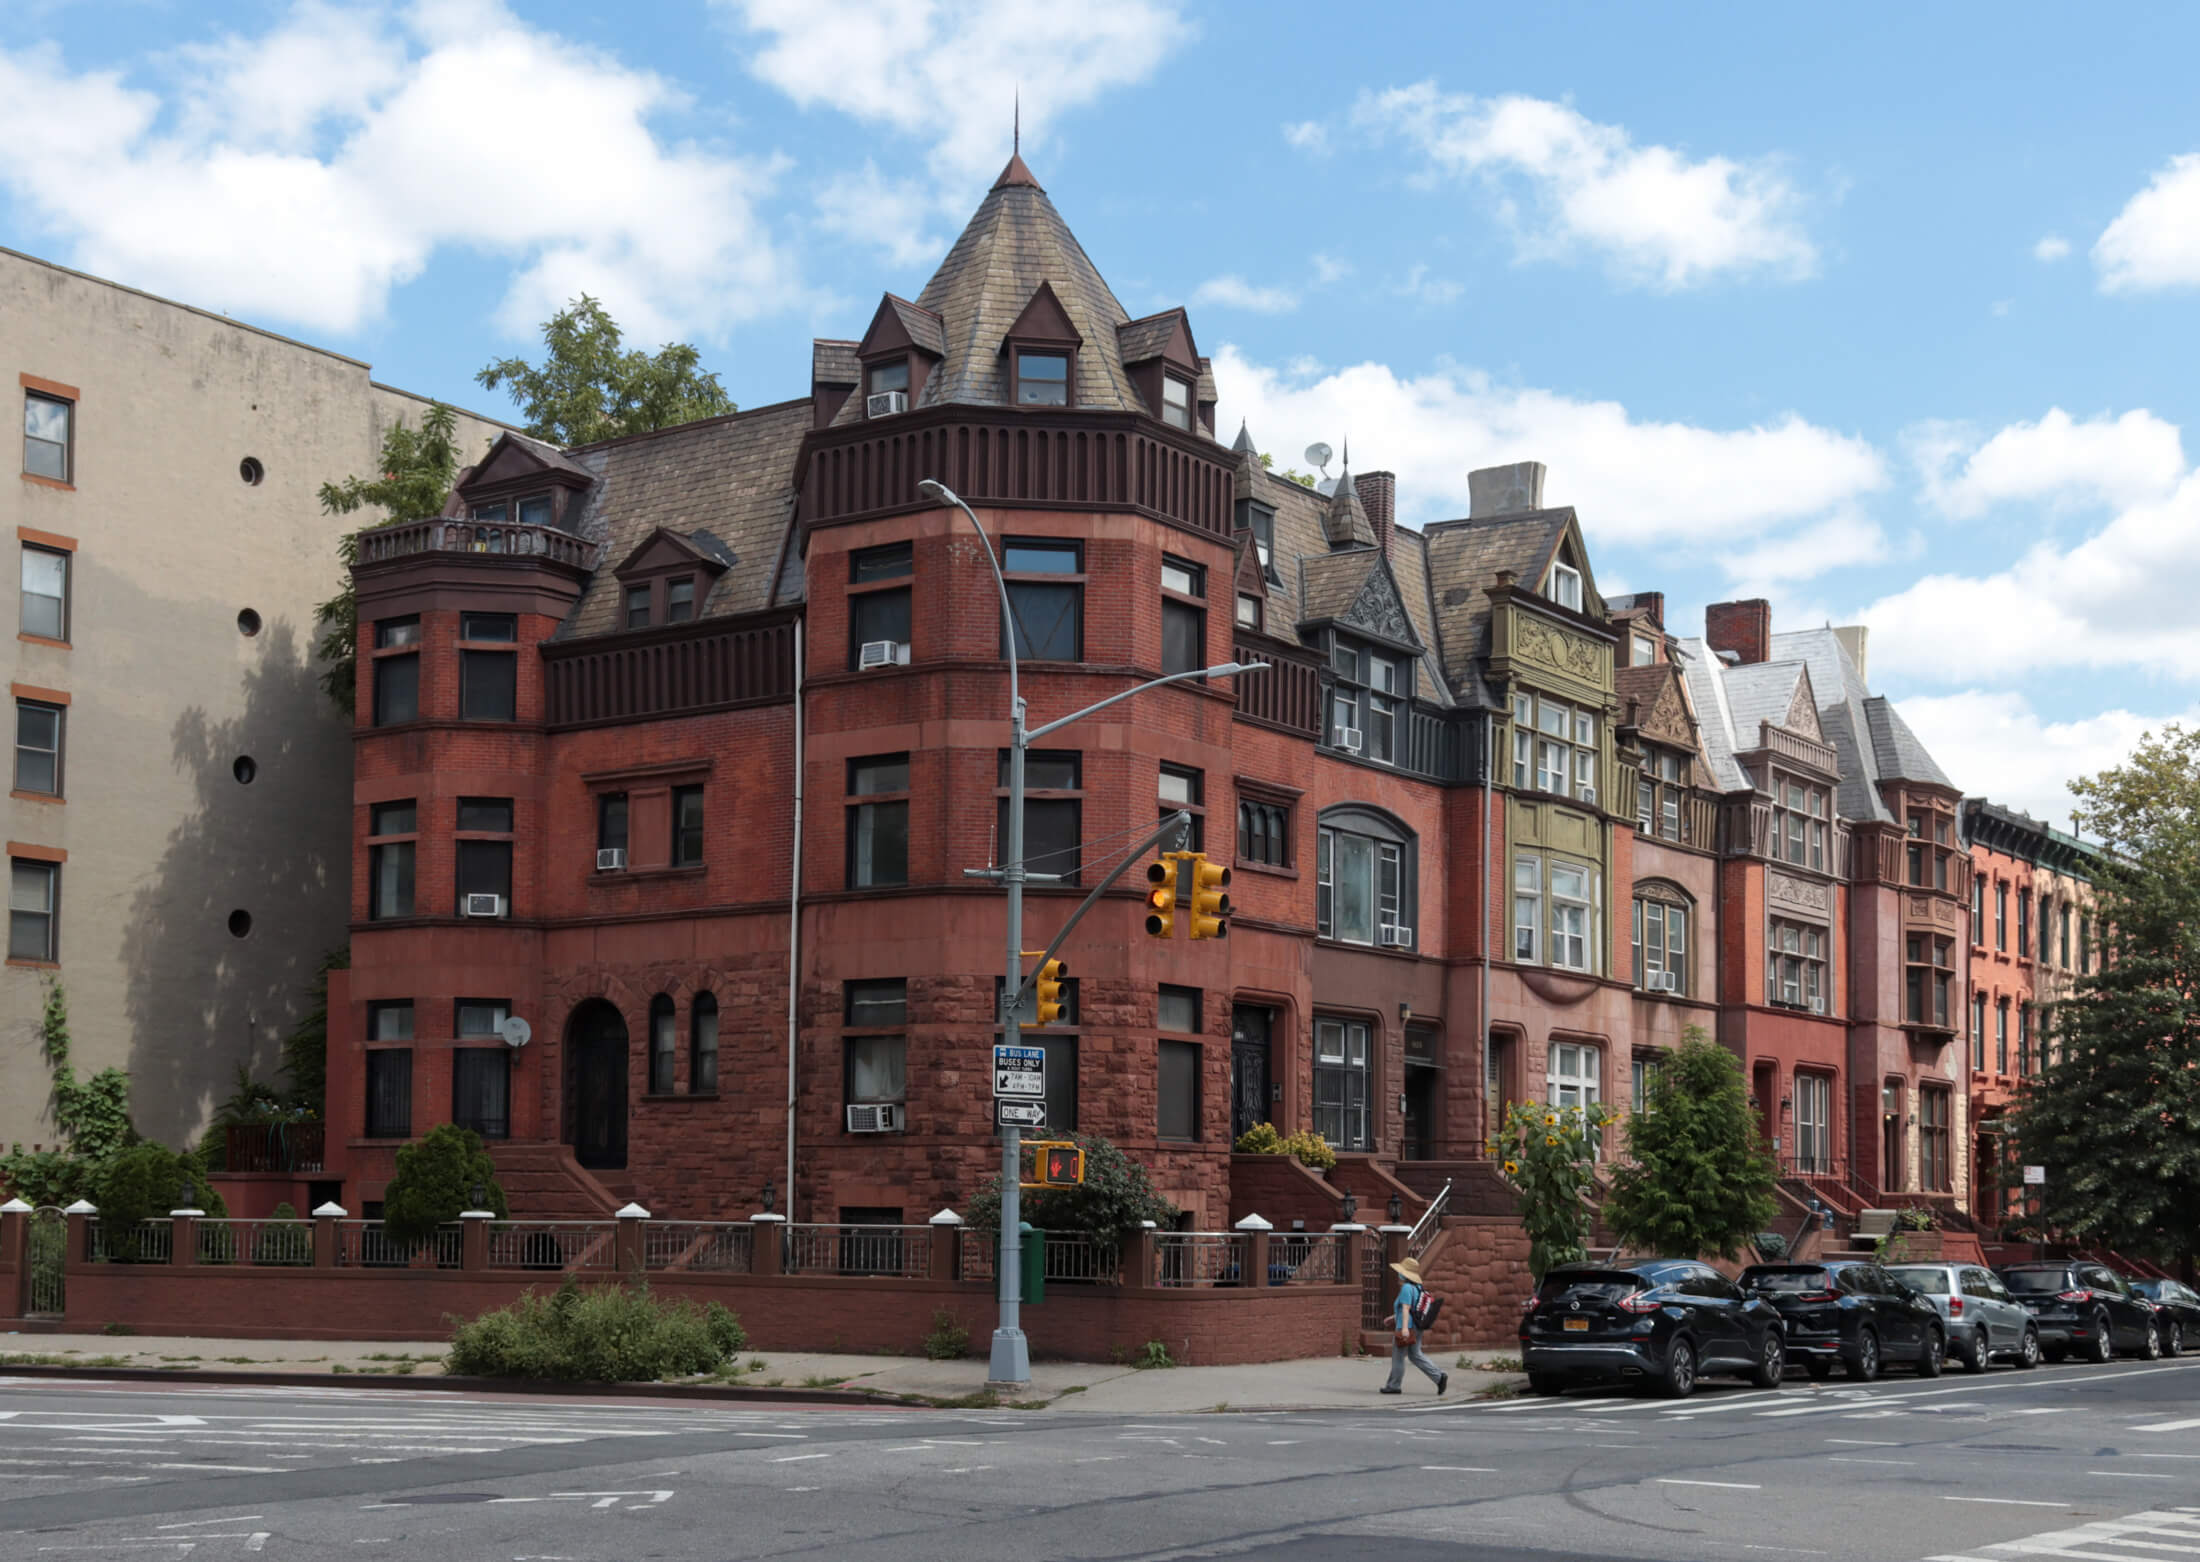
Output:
[1381,1256,1448,1396]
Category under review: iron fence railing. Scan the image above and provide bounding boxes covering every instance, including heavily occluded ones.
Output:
[221,1122,326,1174]
[1362,1241,1387,1326]
[89,1220,172,1264]
[783,1223,930,1279]
[641,1221,754,1274]
[334,1220,461,1269]
[193,1218,315,1267]
[485,1222,617,1272]
[1269,1232,1346,1286]
[1041,1233,1121,1285]
[1406,1180,1451,1259]
[1153,1233,1243,1288]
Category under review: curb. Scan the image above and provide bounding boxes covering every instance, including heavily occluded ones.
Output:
[0,1363,915,1407]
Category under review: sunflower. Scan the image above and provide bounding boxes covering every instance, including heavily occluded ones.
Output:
[1544,1113,1558,1126]
[1502,1160,1519,1177]
[1544,1135,1558,1147]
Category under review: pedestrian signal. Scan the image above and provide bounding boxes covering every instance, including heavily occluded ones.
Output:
[1144,854,1179,937]
[1187,854,1231,940]
[1018,1140,1086,1188]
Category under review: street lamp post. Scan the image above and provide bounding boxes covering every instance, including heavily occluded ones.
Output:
[917,477,1265,1386]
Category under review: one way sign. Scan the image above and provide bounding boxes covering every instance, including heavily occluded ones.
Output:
[993,1043,1044,1099]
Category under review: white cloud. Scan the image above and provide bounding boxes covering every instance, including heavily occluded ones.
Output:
[1283,120,1327,153]
[1310,252,1352,284]
[0,0,798,340]
[814,160,946,269]
[1393,264,1463,306]
[2033,234,2071,262]
[722,0,1193,185]
[1212,346,1884,565]
[1894,690,2190,826]
[2095,152,2200,292]
[1191,274,1298,314]
[1911,407,2186,519]
[1350,84,1816,289]
[1720,513,1889,588]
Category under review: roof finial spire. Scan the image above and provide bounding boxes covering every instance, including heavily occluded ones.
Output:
[1014,89,1020,155]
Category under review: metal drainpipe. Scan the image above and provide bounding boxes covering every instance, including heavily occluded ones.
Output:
[1481,710,1494,1147]
[784,628,804,1223]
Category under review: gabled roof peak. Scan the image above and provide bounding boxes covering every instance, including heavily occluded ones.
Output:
[993,153,1044,192]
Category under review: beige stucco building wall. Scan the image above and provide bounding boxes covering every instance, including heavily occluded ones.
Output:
[1,247,512,1150]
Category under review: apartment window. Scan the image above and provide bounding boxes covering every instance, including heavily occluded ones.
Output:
[625,585,650,630]
[1161,557,1206,676]
[649,994,676,1095]
[2038,895,2054,964]
[8,859,57,961]
[1549,862,1593,971]
[691,993,719,1093]
[1001,540,1082,662]
[1548,1041,1601,1116]
[2080,916,2092,973]
[1632,896,1688,994]
[456,797,513,918]
[1237,790,1290,868]
[451,1008,509,1140]
[849,542,912,669]
[1631,634,1656,667]
[2016,889,2031,957]
[1920,1087,1952,1193]
[843,980,907,1113]
[867,358,909,398]
[1014,351,1070,406]
[1995,883,2007,950]
[1317,811,1412,947]
[2018,1004,2032,1075]
[19,547,67,641]
[1768,918,1827,1012]
[516,494,552,528]
[367,800,416,920]
[1332,639,1408,764]
[1972,873,1985,942]
[2059,904,2071,968]
[364,1049,412,1140]
[367,1001,414,1043]
[372,617,419,726]
[1161,375,1193,430]
[1157,999,1201,1145]
[1036,1031,1078,1131]
[1514,856,1541,963]
[997,749,1081,885]
[1158,764,1204,854]
[1636,748,1685,841]
[1904,934,1953,1027]
[1972,992,1988,1071]
[597,793,628,856]
[1546,561,1583,611]
[847,755,909,888]
[1996,1000,2009,1073]
[1794,1073,1832,1174]
[1233,500,1276,577]
[1630,1054,1658,1114]
[668,784,705,868]
[1313,1016,1372,1150]
[460,613,518,722]
[23,393,70,482]
[667,577,696,624]
[15,701,61,795]
[1510,691,1596,803]
[1236,593,1261,630]
[1774,779,1827,869]
[1158,984,1200,1035]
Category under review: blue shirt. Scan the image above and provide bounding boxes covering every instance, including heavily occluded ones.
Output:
[1395,1279,1421,1331]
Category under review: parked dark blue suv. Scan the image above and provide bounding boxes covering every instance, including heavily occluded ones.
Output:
[1737,1260,1947,1381]
[1522,1260,1787,1399]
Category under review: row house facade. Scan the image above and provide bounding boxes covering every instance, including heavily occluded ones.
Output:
[318,155,1979,1240]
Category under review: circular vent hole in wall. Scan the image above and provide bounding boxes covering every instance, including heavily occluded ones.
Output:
[240,457,264,486]
[227,909,253,938]
[237,608,262,637]
[233,755,257,784]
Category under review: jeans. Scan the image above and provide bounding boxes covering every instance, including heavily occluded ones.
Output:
[1385,1333,1443,1390]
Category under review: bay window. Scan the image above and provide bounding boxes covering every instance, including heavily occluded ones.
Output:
[1774,779,1827,869]
[1316,810,1413,948]
[1637,748,1684,840]
[1632,896,1688,994]
[1769,918,1828,1013]
[1330,638,1407,764]
[1511,690,1596,804]
[1905,934,1953,1027]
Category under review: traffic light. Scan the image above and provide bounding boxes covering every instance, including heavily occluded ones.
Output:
[1144,854,1179,937]
[1188,853,1231,940]
[1018,1140,1086,1187]
[1032,957,1067,1026]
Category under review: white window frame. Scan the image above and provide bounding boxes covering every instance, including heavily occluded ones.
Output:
[1313,1017,1372,1150]
[1547,1041,1601,1153]
[1794,1072,1831,1173]
[1633,897,1687,994]
[1546,561,1583,611]
[1513,856,1541,963]
[1515,690,1597,804]
[1549,862,1593,972]
[1317,824,1405,946]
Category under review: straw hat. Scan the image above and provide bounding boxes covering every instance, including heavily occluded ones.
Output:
[1390,1257,1424,1283]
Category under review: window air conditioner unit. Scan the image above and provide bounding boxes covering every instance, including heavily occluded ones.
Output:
[1809,996,1826,1015]
[463,893,505,918]
[866,391,908,419]
[845,1103,903,1133]
[1380,925,1414,948]
[596,847,627,872]
[1659,972,1682,993]
[858,639,910,670]
[1336,728,1363,753]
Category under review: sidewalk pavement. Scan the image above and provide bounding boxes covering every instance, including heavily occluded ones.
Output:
[0,1332,1524,1412]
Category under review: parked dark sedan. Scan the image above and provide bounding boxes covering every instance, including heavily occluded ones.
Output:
[2128,1278,2200,1356]
[1737,1260,1946,1381]
[1522,1259,1787,1399]
[1997,1261,2161,1362]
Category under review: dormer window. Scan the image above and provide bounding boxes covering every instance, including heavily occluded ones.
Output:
[1162,375,1192,430]
[625,585,650,630]
[1236,593,1261,630]
[1015,352,1070,407]
[1631,633,1656,666]
[517,494,552,527]
[865,358,910,418]
[472,501,506,523]
[667,577,696,624]
[1547,561,1583,611]
[868,360,909,395]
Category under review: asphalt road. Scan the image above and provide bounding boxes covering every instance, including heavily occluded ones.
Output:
[0,1356,2196,1561]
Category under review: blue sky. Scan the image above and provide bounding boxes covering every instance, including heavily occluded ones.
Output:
[6,1,2199,824]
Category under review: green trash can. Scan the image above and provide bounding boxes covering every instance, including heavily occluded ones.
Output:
[996,1221,1045,1307]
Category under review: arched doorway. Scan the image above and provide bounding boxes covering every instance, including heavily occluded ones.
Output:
[565,1000,628,1170]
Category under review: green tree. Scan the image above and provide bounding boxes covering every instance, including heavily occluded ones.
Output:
[1494,1098,1614,1279]
[94,1142,225,1257]
[476,295,733,448]
[381,1125,508,1249]
[314,405,467,714]
[1603,1029,1778,1261]
[2011,725,2200,1262]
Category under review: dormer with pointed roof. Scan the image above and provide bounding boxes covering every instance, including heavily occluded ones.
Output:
[452,430,595,533]
[1323,451,1377,549]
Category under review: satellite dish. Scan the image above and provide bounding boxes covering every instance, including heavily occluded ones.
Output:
[499,1015,533,1050]
[1303,441,1333,474]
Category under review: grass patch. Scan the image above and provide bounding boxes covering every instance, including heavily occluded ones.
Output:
[923,1308,971,1361]
[101,1323,136,1337]
[217,1356,259,1365]
[801,1373,844,1389]
[0,1353,134,1369]
[1455,1354,1523,1373]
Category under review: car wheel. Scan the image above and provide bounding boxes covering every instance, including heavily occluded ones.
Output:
[2137,1320,2163,1360]
[1527,1372,1564,1396]
[2088,1316,2115,1364]
[1962,1327,1990,1373]
[1846,1328,1881,1383]
[1916,1327,1945,1377]
[1750,1332,1786,1390]
[1804,1359,1833,1382]
[1659,1337,1698,1399]
[2016,1327,2041,1370]
[2169,1322,2186,1357]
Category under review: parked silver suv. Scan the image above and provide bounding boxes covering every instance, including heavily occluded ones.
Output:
[1887,1263,2041,1372]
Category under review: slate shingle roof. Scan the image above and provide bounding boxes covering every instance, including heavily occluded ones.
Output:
[884,295,946,357]
[1116,311,1182,364]
[1768,627,1954,822]
[812,339,859,386]
[1420,509,1574,708]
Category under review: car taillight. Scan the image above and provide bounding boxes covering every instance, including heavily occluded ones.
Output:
[2058,1289,2093,1303]
[1949,1298,1964,1316]
[1618,1293,1665,1314]
[1521,1296,1540,1315]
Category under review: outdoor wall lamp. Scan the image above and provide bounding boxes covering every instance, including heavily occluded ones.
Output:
[1341,1192,1358,1223]
[1399,1001,1412,1022]
[1388,1191,1404,1224]
[760,1179,776,1214]
[471,1181,486,1210]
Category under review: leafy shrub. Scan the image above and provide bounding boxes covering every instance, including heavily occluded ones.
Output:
[1755,1230,1789,1259]
[1234,1123,1286,1155]
[252,1203,313,1267]
[95,1143,224,1257]
[382,1125,506,1248]
[1230,1123,1338,1170]
[924,1308,971,1361]
[446,1278,741,1381]
[1135,1338,1176,1369]
[1897,1205,1937,1231]
[965,1132,1177,1246]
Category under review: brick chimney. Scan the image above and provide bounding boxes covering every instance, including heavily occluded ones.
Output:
[1705,599,1772,666]
[1355,470,1396,557]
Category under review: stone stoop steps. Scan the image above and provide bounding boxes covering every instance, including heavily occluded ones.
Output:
[485,1141,626,1219]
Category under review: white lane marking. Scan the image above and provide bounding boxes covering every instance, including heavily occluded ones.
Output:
[1657,1391,1795,1417]
[2134,1419,2200,1432]
[1830,1457,1908,1465]
[245,1538,268,1554]
[156,1519,266,1530]
[2088,1470,2177,1478]
[1940,1496,2071,1506]
[1828,1439,1902,1446]
[943,1466,993,1474]
[1658,1479,1761,1489]
[2141,1454,2200,1460]
[1421,1465,1497,1472]
[143,1463,286,1474]
[729,1432,806,1439]
[1072,1456,1122,1463]
[1266,1440,1301,1446]
[771,1453,830,1463]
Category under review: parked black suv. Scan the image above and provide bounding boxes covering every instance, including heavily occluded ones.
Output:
[1998,1261,2161,1362]
[2129,1278,2200,1356]
[1522,1260,1787,1399]
[1736,1260,1946,1381]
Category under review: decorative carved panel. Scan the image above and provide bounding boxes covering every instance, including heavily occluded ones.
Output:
[1341,565,1418,647]
[1516,618,1602,682]
[1767,870,1831,916]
